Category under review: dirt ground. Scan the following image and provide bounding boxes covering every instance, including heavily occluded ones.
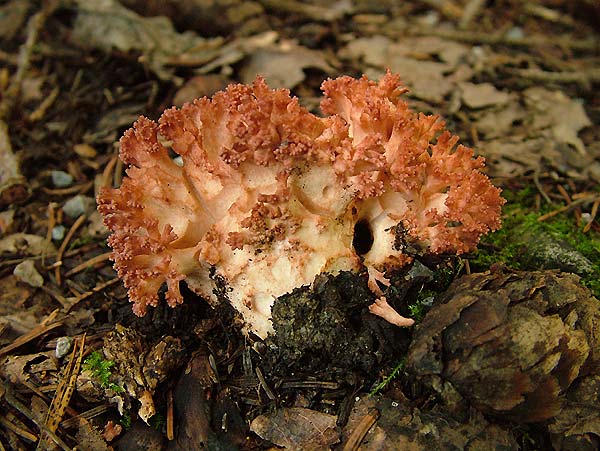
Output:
[1,1,599,450]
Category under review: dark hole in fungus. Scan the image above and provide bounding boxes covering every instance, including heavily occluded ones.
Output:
[353,219,374,255]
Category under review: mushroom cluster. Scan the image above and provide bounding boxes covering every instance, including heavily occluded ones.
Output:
[97,72,504,338]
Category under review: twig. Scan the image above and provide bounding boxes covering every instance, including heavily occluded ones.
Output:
[523,3,576,28]
[0,416,38,442]
[28,86,60,122]
[502,67,600,89]
[41,180,94,196]
[37,334,86,450]
[404,26,599,51]
[258,0,348,21]
[537,195,600,222]
[39,284,71,310]
[54,214,87,285]
[556,185,572,205]
[0,310,63,357]
[342,407,380,451]
[66,277,120,312]
[0,0,60,120]
[64,251,111,277]
[167,389,174,441]
[0,381,71,451]
[45,202,58,243]
[459,0,485,29]
[255,367,276,401]
[60,404,111,429]
[420,0,463,19]
[100,154,119,189]
[0,0,60,205]
[533,171,551,205]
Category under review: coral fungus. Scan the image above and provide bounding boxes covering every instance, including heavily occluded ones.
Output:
[97,72,504,338]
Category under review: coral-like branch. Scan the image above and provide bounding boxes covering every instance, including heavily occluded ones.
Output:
[98,72,504,337]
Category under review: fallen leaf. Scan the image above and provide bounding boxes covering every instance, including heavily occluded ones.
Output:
[173,74,231,107]
[72,0,223,83]
[0,352,58,385]
[76,418,113,451]
[340,36,459,102]
[0,209,15,235]
[0,121,28,206]
[459,82,511,109]
[0,0,30,40]
[0,233,56,256]
[240,41,334,88]
[473,101,526,139]
[342,396,516,451]
[524,87,592,154]
[251,407,339,451]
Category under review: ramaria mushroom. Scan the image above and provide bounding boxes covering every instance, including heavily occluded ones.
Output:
[97,72,504,338]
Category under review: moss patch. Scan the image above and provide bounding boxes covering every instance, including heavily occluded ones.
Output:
[470,187,600,297]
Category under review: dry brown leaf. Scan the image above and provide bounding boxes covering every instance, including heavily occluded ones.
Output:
[0,121,28,206]
[250,407,339,451]
[458,82,511,109]
[75,418,112,451]
[240,41,334,88]
[473,101,526,139]
[172,74,231,107]
[0,352,58,385]
[0,233,56,256]
[0,0,30,41]
[340,36,463,102]
[524,87,592,154]
[72,0,223,83]
[341,397,516,451]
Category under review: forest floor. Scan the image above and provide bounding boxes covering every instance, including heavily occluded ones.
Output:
[0,1,599,450]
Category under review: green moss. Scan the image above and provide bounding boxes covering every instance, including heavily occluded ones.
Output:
[408,302,426,323]
[405,260,463,323]
[68,233,95,250]
[369,358,406,396]
[120,412,132,430]
[83,350,124,393]
[149,412,165,431]
[470,187,600,297]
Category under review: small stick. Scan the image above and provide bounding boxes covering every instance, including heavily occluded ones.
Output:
[37,334,86,450]
[502,67,600,88]
[342,407,380,451]
[404,26,599,52]
[64,252,111,277]
[167,389,174,441]
[28,86,60,122]
[556,184,572,204]
[459,0,485,29]
[55,214,87,285]
[533,171,551,205]
[66,278,120,312]
[537,195,600,222]
[0,416,38,442]
[100,154,119,189]
[255,367,276,401]
[0,310,62,357]
[1,380,71,451]
[42,181,94,196]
